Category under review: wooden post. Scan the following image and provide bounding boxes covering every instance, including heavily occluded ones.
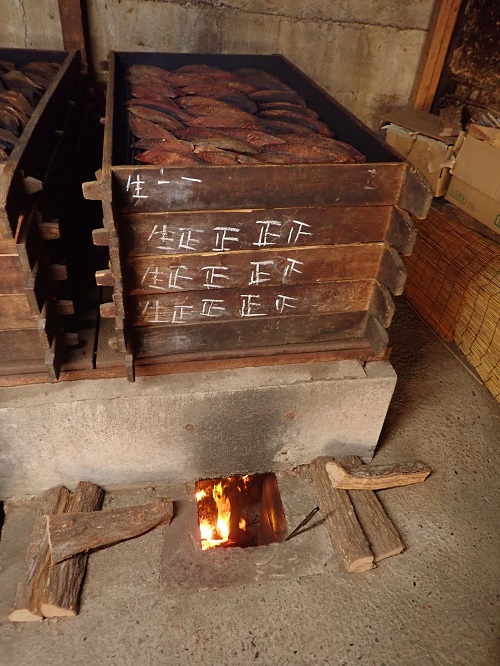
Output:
[57,0,88,71]
[413,0,462,112]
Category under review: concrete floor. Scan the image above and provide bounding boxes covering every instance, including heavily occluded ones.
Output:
[0,298,499,665]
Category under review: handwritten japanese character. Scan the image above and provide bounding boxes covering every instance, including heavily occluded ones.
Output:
[240,294,266,318]
[126,174,148,199]
[213,227,240,252]
[201,299,226,317]
[282,258,304,279]
[249,260,274,286]
[275,294,299,313]
[287,220,312,244]
[202,265,229,289]
[253,220,281,247]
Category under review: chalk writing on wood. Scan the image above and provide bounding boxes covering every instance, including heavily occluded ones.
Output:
[140,217,314,254]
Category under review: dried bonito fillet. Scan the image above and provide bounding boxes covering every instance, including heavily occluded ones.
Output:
[0,60,60,160]
[126,63,366,166]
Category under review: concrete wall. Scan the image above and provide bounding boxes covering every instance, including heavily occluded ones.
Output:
[1,0,436,128]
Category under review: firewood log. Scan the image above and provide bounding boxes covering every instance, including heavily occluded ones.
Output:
[326,459,431,490]
[8,486,71,622]
[40,481,104,618]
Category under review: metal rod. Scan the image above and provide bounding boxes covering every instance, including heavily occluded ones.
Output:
[285,506,320,541]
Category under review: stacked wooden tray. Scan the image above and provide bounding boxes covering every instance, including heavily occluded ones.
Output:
[0,49,82,380]
[84,52,432,381]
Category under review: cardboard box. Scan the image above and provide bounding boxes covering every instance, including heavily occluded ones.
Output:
[381,109,461,197]
[445,134,500,236]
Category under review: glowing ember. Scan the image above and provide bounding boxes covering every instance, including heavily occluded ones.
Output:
[195,489,207,502]
[239,518,246,531]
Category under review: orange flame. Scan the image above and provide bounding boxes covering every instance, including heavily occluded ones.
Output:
[199,480,232,550]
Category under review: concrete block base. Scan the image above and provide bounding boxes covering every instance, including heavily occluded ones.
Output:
[0,359,397,498]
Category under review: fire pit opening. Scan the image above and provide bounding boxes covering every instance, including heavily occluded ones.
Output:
[195,473,287,550]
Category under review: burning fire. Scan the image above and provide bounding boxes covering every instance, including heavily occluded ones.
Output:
[198,481,231,550]
[196,476,250,550]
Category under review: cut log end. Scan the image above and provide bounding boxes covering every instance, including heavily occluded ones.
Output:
[347,556,376,573]
[40,604,77,618]
[7,609,43,622]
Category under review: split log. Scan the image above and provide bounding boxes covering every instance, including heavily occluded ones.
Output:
[309,457,374,573]
[326,459,431,490]
[8,486,71,622]
[48,498,174,564]
[341,456,404,562]
[40,481,104,618]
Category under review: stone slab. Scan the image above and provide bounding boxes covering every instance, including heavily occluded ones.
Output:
[0,359,397,499]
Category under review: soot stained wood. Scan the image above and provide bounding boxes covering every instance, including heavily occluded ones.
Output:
[113,163,405,214]
[128,280,389,328]
[117,205,415,258]
[131,311,377,358]
[123,243,402,296]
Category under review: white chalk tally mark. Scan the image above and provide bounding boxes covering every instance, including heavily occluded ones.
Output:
[213,227,240,252]
[202,265,229,289]
[282,257,304,279]
[181,176,202,183]
[249,260,274,286]
[240,294,266,318]
[126,174,148,200]
[171,304,193,323]
[254,220,281,247]
[157,168,171,185]
[168,265,193,290]
[275,294,299,313]
[201,299,226,317]
[178,228,203,252]
[287,220,312,244]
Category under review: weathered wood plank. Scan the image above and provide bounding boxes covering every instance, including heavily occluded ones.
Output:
[123,243,402,296]
[8,486,71,622]
[131,311,375,358]
[398,168,433,219]
[113,163,405,214]
[0,329,46,362]
[40,482,105,618]
[0,295,37,329]
[117,205,412,257]
[341,456,404,562]
[309,457,374,572]
[326,459,431,490]
[127,280,386,328]
[413,0,462,112]
[48,499,174,564]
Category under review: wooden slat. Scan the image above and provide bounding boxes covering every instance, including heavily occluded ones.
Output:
[413,0,462,112]
[113,163,405,214]
[131,311,375,358]
[57,0,87,64]
[123,243,403,296]
[127,280,386,328]
[0,294,36,329]
[117,205,410,257]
